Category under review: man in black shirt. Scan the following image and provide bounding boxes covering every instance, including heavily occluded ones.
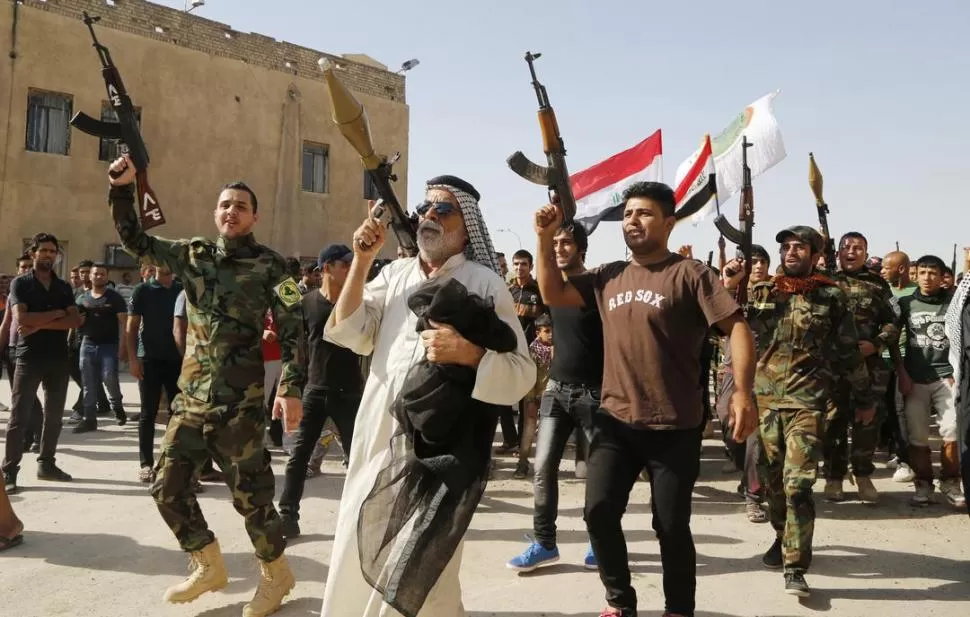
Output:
[1,233,81,492]
[127,265,183,481]
[67,259,110,423]
[0,255,42,453]
[279,244,363,538]
[508,223,603,572]
[73,264,128,433]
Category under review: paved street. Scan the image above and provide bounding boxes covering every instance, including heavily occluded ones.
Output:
[1,376,967,617]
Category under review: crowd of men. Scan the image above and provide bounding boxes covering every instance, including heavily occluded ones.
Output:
[0,158,967,617]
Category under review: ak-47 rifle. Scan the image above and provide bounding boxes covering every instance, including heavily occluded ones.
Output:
[70,12,164,230]
[507,52,577,223]
[951,244,957,275]
[320,60,417,256]
[714,136,754,308]
[808,153,836,271]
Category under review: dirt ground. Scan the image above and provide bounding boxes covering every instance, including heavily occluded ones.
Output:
[1,376,967,617]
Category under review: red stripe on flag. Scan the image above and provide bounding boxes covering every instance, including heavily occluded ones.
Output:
[674,135,713,205]
[570,130,663,200]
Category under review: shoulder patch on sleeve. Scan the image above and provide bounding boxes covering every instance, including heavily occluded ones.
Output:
[274,278,302,308]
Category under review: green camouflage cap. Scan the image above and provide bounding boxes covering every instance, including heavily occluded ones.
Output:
[775,225,823,252]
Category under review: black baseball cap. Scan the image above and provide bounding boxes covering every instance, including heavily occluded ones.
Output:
[775,225,823,252]
[318,244,353,269]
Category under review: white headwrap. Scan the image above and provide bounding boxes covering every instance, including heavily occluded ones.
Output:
[426,182,500,275]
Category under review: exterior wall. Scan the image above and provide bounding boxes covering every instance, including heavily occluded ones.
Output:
[0,0,409,273]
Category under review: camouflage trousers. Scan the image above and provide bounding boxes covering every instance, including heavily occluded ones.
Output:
[822,393,885,481]
[759,406,823,573]
[150,392,285,562]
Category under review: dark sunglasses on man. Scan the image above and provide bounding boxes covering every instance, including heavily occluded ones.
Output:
[415,201,458,217]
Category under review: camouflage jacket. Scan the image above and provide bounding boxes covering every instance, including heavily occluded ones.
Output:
[747,276,873,411]
[109,185,305,405]
[834,269,899,354]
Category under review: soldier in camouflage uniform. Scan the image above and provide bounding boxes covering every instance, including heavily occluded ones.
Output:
[107,155,305,617]
[822,232,899,503]
[743,226,873,598]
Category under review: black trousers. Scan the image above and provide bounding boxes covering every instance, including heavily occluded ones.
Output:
[138,357,182,468]
[533,380,597,547]
[5,349,42,447]
[2,355,71,473]
[499,406,518,446]
[69,346,109,413]
[585,413,702,617]
[881,371,909,464]
[279,386,360,518]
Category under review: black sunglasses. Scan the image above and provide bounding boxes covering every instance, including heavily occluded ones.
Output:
[415,201,458,217]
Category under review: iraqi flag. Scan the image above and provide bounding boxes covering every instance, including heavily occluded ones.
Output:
[673,134,716,221]
[675,91,786,224]
[571,130,663,234]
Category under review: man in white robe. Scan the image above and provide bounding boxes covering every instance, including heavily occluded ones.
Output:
[321,175,535,616]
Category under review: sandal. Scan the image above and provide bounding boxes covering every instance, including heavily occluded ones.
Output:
[0,534,24,552]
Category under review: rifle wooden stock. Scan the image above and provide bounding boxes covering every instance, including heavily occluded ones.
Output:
[538,109,561,153]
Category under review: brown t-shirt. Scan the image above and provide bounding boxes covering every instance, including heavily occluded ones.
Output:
[571,254,740,429]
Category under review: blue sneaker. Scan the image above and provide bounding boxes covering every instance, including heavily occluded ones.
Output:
[507,540,560,572]
[584,544,598,570]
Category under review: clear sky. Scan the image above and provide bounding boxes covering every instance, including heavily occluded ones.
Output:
[157,0,969,270]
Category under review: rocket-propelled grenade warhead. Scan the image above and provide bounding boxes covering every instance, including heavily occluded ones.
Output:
[320,59,382,170]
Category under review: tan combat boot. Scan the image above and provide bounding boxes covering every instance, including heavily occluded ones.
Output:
[163,539,229,604]
[243,555,295,617]
[855,476,879,504]
[823,479,844,502]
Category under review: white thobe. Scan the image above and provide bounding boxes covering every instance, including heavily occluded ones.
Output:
[320,253,535,617]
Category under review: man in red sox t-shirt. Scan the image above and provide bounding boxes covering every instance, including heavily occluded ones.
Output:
[534,182,758,617]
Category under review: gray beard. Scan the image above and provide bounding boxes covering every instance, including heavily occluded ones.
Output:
[417,225,464,264]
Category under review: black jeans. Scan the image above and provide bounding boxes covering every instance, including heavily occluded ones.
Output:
[279,386,360,518]
[881,371,908,464]
[499,406,518,446]
[2,355,71,473]
[5,349,42,447]
[138,357,182,468]
[533,380,597,548]
[585,413,702,617]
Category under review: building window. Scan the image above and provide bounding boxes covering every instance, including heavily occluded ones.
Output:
[302,143,329,193]
[98,103,142,162]
[103,244,139,268]
[25,90,73,155]
[364,172,380,200]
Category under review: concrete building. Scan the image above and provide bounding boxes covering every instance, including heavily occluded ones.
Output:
[0,0,409,275]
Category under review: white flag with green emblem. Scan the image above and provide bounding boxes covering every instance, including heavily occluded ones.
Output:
[675,90,786,224]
